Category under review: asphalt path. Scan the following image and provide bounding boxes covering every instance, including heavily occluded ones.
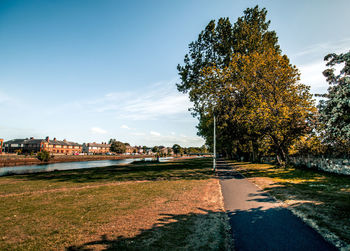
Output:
[217,160,337,251]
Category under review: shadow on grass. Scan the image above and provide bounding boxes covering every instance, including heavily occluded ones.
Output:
[10,158,214,183]
[216,160,245,180]
[66,209,230,251]
[226,160,350,246]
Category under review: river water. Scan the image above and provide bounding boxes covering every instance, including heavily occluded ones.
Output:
[0,157,173,176]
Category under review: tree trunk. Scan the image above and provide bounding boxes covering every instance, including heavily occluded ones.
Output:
[252,141,259,163]
[276,147,287,167]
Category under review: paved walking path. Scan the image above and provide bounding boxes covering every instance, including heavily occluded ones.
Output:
[217,160,337,251]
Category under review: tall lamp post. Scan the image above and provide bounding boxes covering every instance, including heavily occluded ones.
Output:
[213,113,216,171]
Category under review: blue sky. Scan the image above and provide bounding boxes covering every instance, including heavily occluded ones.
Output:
[0,0,349,147]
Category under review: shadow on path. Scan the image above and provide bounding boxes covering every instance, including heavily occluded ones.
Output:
[228,207,336,251]
[217,160,337,251]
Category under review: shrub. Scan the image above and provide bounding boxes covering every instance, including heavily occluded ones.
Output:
[37,151,51,162]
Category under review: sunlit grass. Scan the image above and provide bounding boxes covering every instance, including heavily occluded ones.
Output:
[0,158,231,250]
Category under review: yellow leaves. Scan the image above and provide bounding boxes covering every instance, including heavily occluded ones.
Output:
[197,47,316,153]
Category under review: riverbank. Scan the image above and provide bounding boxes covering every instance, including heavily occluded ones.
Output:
[0,154,153,167]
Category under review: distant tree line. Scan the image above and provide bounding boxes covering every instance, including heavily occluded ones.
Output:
[108,139,207,156]
[172,144,208,155]
[177,5,349,165]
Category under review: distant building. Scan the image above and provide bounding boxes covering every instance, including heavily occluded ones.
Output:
[125,145,134,154]
[135,146,143,154]
[3,137,82,154]
[3,139,26,153]
[0,138,3,154]
[159,146,167,155]
[41,137,82,154]
[167,147,174,155]
[82,142,110,154]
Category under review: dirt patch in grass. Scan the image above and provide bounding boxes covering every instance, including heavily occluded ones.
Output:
[0,158,232,250]
[68,179,230,251]
[227,161,350,249]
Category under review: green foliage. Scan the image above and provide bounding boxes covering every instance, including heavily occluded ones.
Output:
[200,145,208,153]
[109,139,127,154]
[152,146,159,153]
[177,5,280,112]
[200,50,315,164]
[317,50,350,156]
[172,144,182,155]
[37,150,51,162]
[177,5,316,165]
[184,147,202,154]
[289,135,326,156]
[142,146,147,153]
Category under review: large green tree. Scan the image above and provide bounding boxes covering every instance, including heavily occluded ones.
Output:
[199,49,315,164]
[172,144,182,156]
[109,139,127,154]
[177,6,316,164]
[177,6,280,110]
[318,51,350,155]
[177,6,280,159]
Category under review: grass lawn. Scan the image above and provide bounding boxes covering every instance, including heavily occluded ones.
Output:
[0,158,231,250]
[226,161,350,249]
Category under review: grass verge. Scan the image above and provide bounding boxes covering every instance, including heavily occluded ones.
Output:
[226,161,350,249]
[0,158,231,250]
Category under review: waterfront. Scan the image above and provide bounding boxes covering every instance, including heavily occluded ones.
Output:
[0,157,173,176]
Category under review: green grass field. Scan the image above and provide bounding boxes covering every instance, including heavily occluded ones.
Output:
[0,158,231,250]
[227,161,350,249]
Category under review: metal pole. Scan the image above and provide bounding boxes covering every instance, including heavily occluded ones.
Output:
[213,114,216,171]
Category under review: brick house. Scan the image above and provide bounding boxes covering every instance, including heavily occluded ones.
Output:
[82,142,110,154]
[0,138,3,154]
[3,137,82,154]
[167,147,174,155]
[3,139,27,153]
[41,137,82,154]
[125,145,134,154]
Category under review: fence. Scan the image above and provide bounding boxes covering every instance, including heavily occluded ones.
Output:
[261,156,350,176]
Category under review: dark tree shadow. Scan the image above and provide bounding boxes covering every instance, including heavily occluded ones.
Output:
[225,160,350,247]
[227,207,337,251]
[9,158,214,183]
[66,209,231,251]
[216,160,244,180]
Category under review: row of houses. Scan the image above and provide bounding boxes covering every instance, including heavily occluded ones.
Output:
[0,137,174,155]
[1,137,83,155]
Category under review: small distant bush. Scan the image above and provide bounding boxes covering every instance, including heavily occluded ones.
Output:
[133,159,159,164]
[37,151,51,162]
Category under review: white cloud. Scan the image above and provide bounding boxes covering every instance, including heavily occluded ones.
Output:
[143,133,204,147]
[150,131,161,136]
[87,79,192,120]
[90,127,107,134]
[0,91,11,104]
[294,38,350,59]
[131,132,146,136]
[299,60,344,96]
[121,124,130,129]
[295,38,349,97]
[299,61,328,94]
